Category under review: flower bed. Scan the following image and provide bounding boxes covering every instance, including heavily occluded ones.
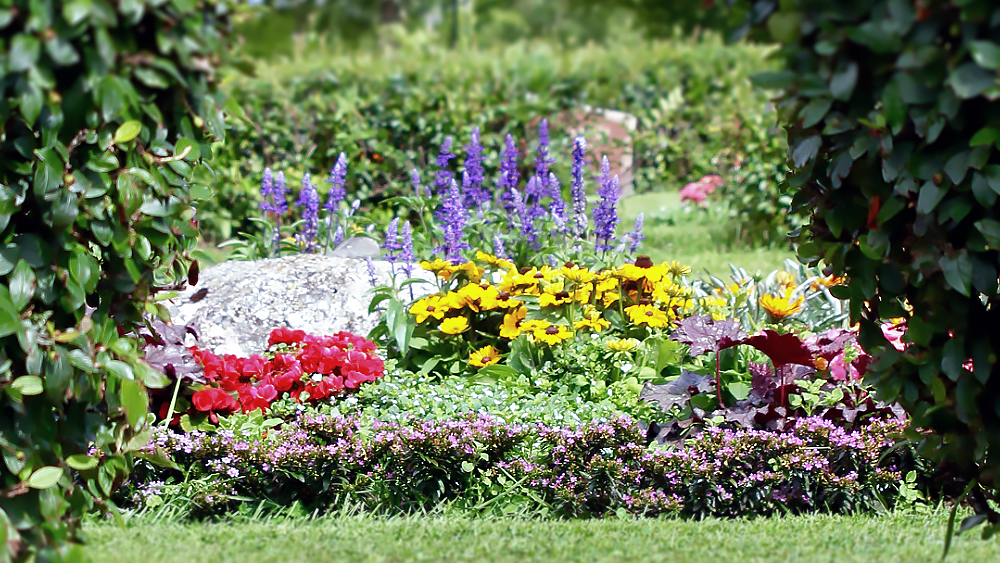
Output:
[130,414,913,519]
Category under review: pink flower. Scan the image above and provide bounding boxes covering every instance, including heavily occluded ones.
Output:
[880,319,906,352]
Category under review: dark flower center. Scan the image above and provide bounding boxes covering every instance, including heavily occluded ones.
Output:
[645,311,655,317]
[634,255,654,268]
[555,291,570,299]
[545,326,559,335]
[426,306,436,312]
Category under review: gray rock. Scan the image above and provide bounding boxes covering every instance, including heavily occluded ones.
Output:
[330,235,382,258]
[165,254,436,357]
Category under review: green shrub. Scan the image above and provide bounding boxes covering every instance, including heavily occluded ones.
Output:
[0,0,233,558]
[736,0,1000,528]
[197,34,776,241]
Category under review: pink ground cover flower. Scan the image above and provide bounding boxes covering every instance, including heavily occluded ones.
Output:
[679,174,724,205]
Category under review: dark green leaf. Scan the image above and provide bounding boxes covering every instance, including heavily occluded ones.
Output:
[947,63,996,99]
[830,62,858,101]
[9,35,41,72]
[974,219,1000,248]
[9,260,35,312]
[970,40,1000,70]
[940,251,972,296]
[916,182,946,215]
[791,136,821,168]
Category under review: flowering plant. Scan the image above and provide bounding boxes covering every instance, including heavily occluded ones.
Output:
[153,328,384,429]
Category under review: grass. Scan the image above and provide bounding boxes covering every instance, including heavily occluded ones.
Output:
[83,510,994,563]
[619,191,795,278]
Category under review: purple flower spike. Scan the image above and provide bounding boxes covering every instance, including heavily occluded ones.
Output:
[260,168,289,215]
[296,173,321,251]
[535,118,553,188]
[493,233,508,261]
[411,168,429,199]
[463,128,489,209]
[498,134,520,217]
[435,179,470,263]
[570,136,588,238]
[325,152,348,211]
[547,171,566,225]
[592,156,620,254]
[383,217,402,262]
[627,213,645,254]
[434,137,456,195]
[510,187,537,245]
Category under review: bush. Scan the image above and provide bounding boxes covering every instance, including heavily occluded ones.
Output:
[735,0,1000,528]
[0,0,233,558]
[196,34,776,241]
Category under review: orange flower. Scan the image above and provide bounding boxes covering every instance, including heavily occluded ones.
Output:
[469,345,502,367]
[760,289,804,319]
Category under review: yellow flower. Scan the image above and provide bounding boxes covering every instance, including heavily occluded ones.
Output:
[500,307,527,339]
[607,338,639,352]
[534,324,573,345]
[520,319,551,332]
[601,290,620,308]
[574,316,610,332]
[759,289,804,319]
[420,258,457,280]
[561,264,595,283]
[469,345,502,368]
[455,261,485,281]
[665,261,692,277]
[475,251,514,271]
[439,316,470,334]
[814,357,829,371]
[617,263,665,283]
[774,270,795,288]
[441,291,469,311]
[494,289,523,309]
[410,296,447,323]
[539,282,574,307]
[812,274,846,290]
[625,304,671,328]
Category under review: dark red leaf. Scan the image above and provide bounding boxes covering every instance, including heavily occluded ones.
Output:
[670,315,748,357]
[745,330,814,367]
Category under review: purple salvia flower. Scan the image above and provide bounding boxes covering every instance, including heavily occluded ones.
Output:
[524,175,546,226]
[535,118,553,188]
[434,137,456,195]
[366,257,378,288]
[435,178,470,263]
[627,213,645,254]
[383,217,402,262]
[493,233,508,261]
[510,187,536,245]
[570,136,588,238]
[592,156,620,254]
[497,134,520,217]
[412,168,429,199]
[260,168,288,215]
[296,173,320,251]
[463,128,489,208]
[546,171,566,227]
[333,225,344,247]
[325,152,347,211]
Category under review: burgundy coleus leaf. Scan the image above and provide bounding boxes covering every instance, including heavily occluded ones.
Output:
[745,330,814,367]
[670,314,748,357]
[807,328,856,361]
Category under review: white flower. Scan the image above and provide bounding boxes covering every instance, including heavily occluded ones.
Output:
[311,373,323,382]
[621,362,633,373]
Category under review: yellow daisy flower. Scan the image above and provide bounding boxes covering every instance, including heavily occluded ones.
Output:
[520,319,551,332]
[420,258,457,280]
[439,316,470,335]
[561,264,596,283]
[617,263,665,283]
[607,338,639,352]
[500,307,527,339]
[469,345,502,368]
[539,282,574,307]
[409,296,447,323]
[534,324,573,345]
[625,304,671,328]
[759,289,804,319]
[664,261,692,278]
[573,316,610,332]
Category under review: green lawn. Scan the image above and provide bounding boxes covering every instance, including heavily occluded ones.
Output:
[620,192,795,278]
[84,511,995,563]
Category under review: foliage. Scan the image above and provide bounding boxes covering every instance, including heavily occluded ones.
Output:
[151,328,384,430]
[0,0,234,559]
[123,413,913,519]
[734,0,1000,532]
[195,34,776,242]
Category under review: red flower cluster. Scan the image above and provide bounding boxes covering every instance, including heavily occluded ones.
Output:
[173,328,383,423]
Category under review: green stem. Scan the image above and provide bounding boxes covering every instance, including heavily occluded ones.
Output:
[161,375,183,427]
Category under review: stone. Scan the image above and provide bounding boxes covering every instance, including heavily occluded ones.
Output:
[165,253,436,357]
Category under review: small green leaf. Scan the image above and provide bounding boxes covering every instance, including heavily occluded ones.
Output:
[974,219,1000,248]
[9,260,35,312]
[970,127,999,147]
[947,63,996,99]
[9,35,41,72]
[460,461,475,473]
[970,40,1000,70]
[120,379,148,429]
[66,455,99,471]
[830,62,859,101]
[113,120,143,144]
[940,251,972,297]
[11,376,43,396]
[27,466,63,489]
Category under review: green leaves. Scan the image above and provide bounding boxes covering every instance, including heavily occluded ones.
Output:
[947,63,996,99]
[9,34,41,72]
[27,466,63,489]
[970,40,1000,70]
[114,120,143,144]
[9,260,36,311]
[11,376,43,396]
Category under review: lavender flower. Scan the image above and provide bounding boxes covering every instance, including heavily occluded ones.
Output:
[463,128,489,209]
[534,118,553,188]
[498,134,520,218]
[295,173,320,251]
[333,225,344,247]
[433,137,456,196]
[259,167,288,215]
[493,233,508,260]
[383,217,402,263]
[435,178,470,263]
[412,168,429,199]
[325,152,347,211]
[547,172,566,228]
[510,187,536,245]
[570,137,588,238]
[592,156,620,254]
[366,257,378,288]
[627,213,645,254]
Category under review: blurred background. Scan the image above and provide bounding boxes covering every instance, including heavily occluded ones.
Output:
[199,0,796,276]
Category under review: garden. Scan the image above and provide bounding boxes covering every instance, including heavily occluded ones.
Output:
[1,0,999,561]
